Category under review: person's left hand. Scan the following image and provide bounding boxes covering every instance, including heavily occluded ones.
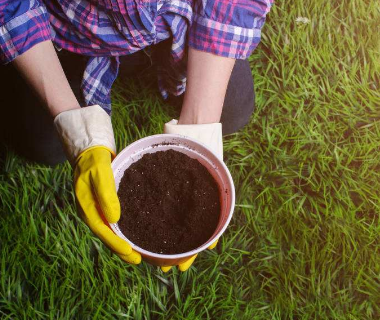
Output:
[162,119,223,272]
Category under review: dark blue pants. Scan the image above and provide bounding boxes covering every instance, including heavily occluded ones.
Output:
[0,48,254,166]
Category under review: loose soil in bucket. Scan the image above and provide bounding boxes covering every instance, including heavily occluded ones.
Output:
[117,149,221,254]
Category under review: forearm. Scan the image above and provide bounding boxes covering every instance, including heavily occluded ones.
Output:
[12,40,80,118]
[179,48,235,124]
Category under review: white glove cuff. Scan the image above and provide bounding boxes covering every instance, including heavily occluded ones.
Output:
[54,105,116,165]
[164,119,223,160]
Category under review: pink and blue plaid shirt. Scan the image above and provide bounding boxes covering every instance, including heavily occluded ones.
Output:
[0,0,273,113]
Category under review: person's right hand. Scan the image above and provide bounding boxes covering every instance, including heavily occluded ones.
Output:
[161,120,223,272]
[55,106,141,264]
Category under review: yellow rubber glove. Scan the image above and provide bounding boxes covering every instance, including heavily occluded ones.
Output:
[74,147,141,264]
[54,106,141,265]
[162,120,223,272]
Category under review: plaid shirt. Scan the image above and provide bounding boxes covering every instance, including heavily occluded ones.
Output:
[0,0,273,113]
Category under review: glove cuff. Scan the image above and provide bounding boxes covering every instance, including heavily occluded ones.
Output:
[164,120,223,160]
[54,105,116,166]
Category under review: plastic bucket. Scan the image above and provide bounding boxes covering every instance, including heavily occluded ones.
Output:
[110,134,235,266]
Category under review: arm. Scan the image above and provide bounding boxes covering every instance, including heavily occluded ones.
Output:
[163,0,273,272]
[12,40,141,266]
[13,41,141,262]
[179,0,273,125]
[0,0,80,116]
[178,48,235,124]
[1,1,141,265]
[12,40,80,117]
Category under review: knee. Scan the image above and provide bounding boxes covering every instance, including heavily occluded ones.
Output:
[0,69,67,167]
[220,59,255,135]
[20,104,67,166]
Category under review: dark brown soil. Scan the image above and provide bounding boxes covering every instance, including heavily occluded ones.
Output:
[117,149,220,254]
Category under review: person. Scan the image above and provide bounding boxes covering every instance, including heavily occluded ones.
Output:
[0,0,273,272]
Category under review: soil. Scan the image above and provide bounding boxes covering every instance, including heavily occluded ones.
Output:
[117,149,221,254]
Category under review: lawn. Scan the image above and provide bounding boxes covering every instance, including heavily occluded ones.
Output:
[1,0,380,319]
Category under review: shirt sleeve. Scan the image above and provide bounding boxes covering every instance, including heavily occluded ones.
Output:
[0,0,52,64]
[188,0,273,59]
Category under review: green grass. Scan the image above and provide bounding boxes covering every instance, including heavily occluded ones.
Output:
[1,0,380,319]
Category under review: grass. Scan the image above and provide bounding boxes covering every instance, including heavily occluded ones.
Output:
[1,0,380,319]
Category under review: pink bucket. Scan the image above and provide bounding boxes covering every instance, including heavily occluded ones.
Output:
[110,134,235,266]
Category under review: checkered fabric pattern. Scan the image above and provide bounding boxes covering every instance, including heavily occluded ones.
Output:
[0,0,273,113]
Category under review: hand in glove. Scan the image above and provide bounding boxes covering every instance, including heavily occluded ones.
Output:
[161,119,223,272]
[54,106,141,264]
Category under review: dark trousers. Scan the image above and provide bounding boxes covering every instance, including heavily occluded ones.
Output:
[0,47,255,166]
